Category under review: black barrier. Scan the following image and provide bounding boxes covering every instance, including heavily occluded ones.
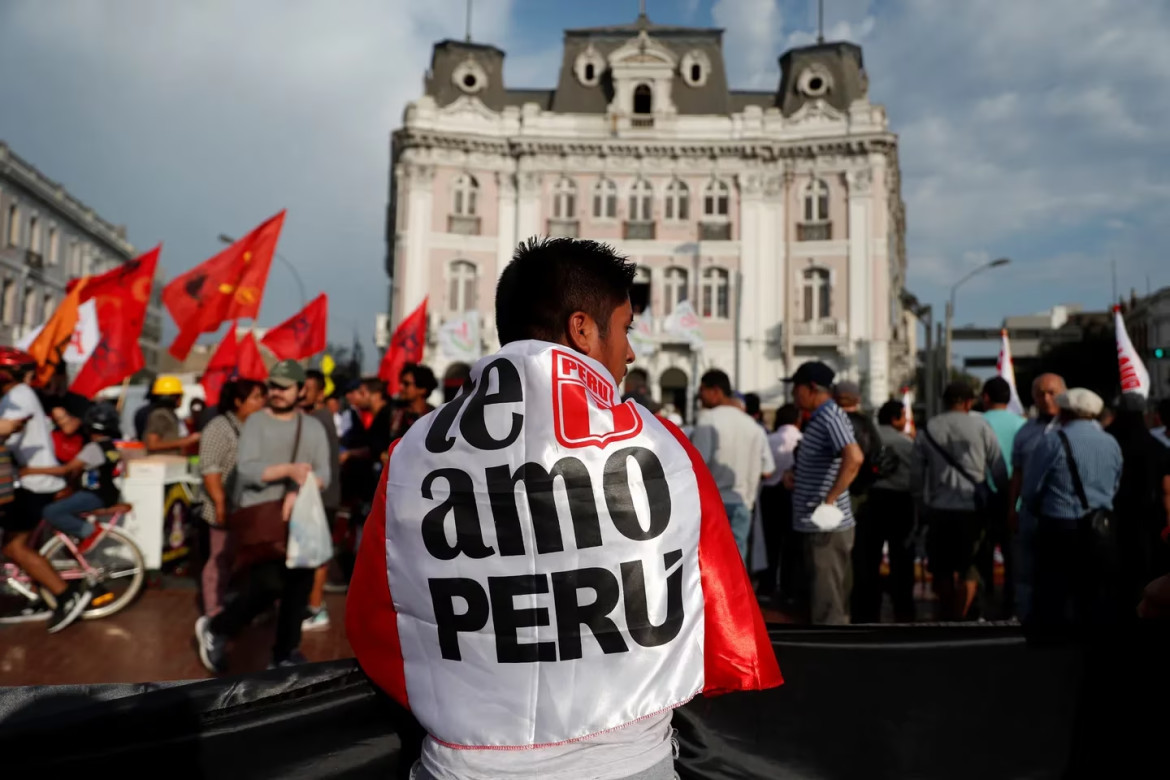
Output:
[1,625,1168,779]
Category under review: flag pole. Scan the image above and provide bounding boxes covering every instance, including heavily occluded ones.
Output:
[114,376,132,414]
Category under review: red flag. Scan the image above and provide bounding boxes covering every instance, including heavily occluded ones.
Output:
[238,331,268,381]
[378,298,427,395]
[163,210,285,360]
[70,247,161,398]
[201,323,240,407]
[260,293,327,360]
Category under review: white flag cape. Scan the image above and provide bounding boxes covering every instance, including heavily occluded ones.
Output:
[996,330,1025,415]
[1115,307,1150,397]
[347,340,781,749]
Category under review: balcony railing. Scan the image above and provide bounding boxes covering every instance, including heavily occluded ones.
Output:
[698,221,731,241]
[25,250,44,270]
[794,318,844,338]
[447,214,481,236]
[797,221,832,241]
[547,218,579,238]
[624,220,656,240]
[630,117,655,128]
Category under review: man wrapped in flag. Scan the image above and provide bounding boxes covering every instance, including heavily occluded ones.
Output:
[347,238,780,780]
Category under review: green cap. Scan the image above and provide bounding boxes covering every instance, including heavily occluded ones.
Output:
[268,359,306,388]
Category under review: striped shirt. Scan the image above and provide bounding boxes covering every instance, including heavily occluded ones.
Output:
[792,399,856,533]
[198,412,241,525]
[1020,419,1122,525]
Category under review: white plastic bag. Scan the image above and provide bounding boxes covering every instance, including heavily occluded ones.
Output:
[286,478,333,569]
[809,502,845,531]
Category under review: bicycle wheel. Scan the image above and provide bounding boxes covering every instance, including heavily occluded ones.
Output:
[39,526,146,619]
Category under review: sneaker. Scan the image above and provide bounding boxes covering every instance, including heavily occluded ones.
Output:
[0,600,52,624]
[268,648,309,669]
[195,615,227,674]
[47,584,92,634]
[301,605,330,632]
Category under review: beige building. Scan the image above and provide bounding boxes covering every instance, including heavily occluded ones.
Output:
[385,13,911,414]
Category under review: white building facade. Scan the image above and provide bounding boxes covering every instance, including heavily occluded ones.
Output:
[386,15,911,416]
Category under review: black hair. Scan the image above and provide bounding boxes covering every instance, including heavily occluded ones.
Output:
[361,376,387,399]
[878,400,906,426]
[217,379,265,416]
[943,381,977,408]
[495,238,636,345]
[1159,398,1170,425]
[625,367,649,387]
[304,369,326,387]
[700,369,732,397]
[774,403,801,431]
[743,393,762,417]
[982,376,1012,406]
[401,363,438,395]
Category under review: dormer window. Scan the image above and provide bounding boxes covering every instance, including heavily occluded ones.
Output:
[575,45,605,87]
[691,64,701,82]
[452,58,487,95]
[633,84,652,114]
[680,50,710,88]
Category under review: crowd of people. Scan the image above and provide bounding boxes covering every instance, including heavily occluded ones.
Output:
[686,359,1170,628]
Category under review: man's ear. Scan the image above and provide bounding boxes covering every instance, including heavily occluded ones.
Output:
[565,311,595,355]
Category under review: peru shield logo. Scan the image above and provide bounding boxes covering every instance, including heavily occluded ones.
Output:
[551,350,643,449]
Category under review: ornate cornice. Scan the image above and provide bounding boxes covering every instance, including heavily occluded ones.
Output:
[392,127,897,164]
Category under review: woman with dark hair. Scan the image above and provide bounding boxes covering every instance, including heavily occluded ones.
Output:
[1107,394,1170,612]
[49,398,89,463]
[197,379,266,618]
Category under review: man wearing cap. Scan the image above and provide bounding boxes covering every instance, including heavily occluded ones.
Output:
[783,361,864,624]
[195,359,332,672]
[142,375,200,454]
[1021,388,1122,629]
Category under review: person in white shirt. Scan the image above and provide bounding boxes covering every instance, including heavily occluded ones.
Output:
[0,350,91,633]
[691,370,776,562]
[759,404,803,600]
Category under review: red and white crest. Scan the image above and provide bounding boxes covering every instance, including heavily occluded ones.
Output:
[551,349,643,449]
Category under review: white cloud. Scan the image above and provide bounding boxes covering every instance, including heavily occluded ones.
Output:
[713,0,784,88]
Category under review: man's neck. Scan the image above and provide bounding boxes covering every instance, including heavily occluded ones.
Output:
[988,404,1008,411]
[407,398,428,414]
[369,398,387,415]
[267,406,297,422]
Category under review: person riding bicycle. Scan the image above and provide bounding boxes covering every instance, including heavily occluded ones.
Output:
[0,348,91,633]
[21,403,123,555]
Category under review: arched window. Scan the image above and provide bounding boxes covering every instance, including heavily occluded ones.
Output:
[700,267,730,319]
[42,293,54,320]
[663,266,689,315]
[664,179,689,221]
[6,205,19,247]
[47,227,59,265]
[448,260,478,313]
[452,173,479,216]
[802,267,831,322]
[1,280,14,325]
[633,84,653,114]
[553,177,577,219]
[593,178,617,219]
[584,63,596,82]
[629,179,653,222]
[703,180,730,218]
[22,287,37,328]
[28,216,40,254]
[630,266,651,314]
[804,179,830,222]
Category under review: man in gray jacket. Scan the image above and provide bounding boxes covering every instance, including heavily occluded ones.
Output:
[196,360,332,673]
[912,382,1008,621]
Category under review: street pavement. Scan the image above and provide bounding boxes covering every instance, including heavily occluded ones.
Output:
[0,587,351,686]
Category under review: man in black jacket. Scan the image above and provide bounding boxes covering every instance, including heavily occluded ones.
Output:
[834,381,884,623]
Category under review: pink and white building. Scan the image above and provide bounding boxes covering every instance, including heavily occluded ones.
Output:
[386,13,911,415]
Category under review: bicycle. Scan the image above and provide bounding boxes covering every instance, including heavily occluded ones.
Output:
[0,503,146,622]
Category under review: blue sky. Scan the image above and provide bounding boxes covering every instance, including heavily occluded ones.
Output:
[2,0,1168,371]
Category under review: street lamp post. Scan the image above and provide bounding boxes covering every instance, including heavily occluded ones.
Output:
[944,257,1011,382]
[217,234,307,310]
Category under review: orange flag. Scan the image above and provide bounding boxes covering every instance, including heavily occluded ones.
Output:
[163,210,285,361]
[201,323,240,407]
[70,247,160,398]
[238,331,268,381]
[260,293,328,361]
[27,279,87,386]
[378,298,427,395]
